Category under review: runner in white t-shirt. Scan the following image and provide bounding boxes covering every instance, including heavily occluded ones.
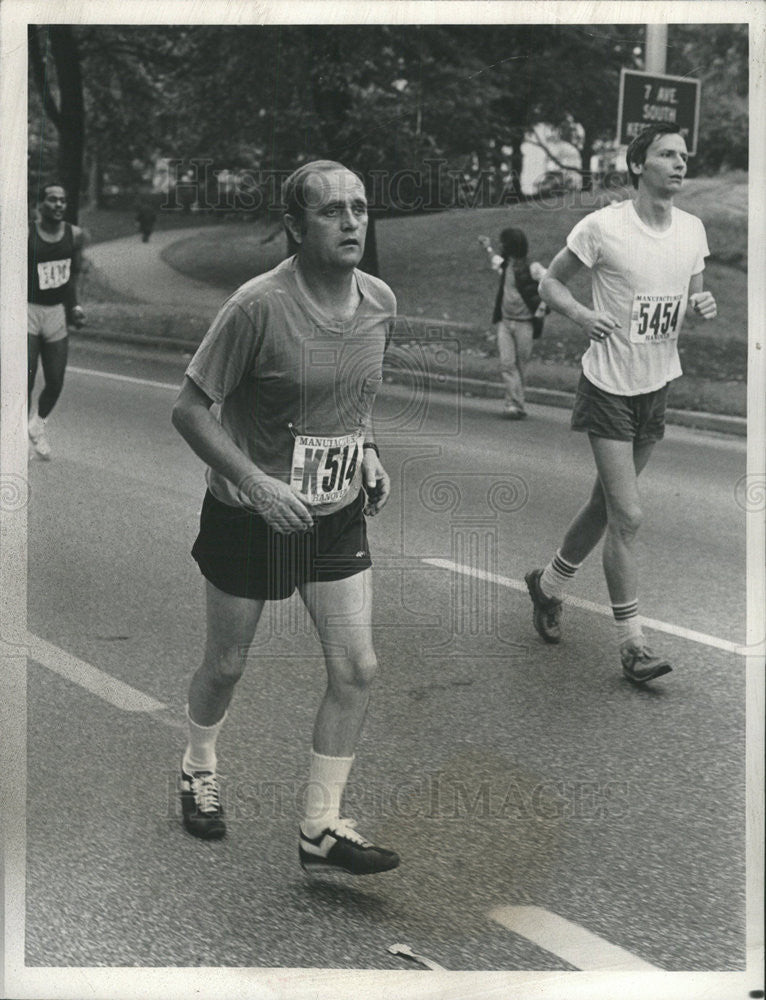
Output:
[171,160,400,875]
[523,124,717,684]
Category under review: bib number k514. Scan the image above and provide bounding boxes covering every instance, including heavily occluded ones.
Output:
[629,293,683,344]
[290,431,362,505]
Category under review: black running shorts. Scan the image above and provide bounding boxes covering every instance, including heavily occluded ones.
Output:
[570,373,668,444]
[191,489,372,600]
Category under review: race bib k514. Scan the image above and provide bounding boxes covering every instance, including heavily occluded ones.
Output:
[290,431,363,505]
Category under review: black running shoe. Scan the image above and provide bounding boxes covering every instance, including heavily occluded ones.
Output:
[180,768,226,840]
[299,819,400,875]
[621,645,673,685]
[525,568,563,644]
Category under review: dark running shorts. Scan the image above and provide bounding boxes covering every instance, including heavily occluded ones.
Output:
[570,373,668,444]
[191,489,371,600]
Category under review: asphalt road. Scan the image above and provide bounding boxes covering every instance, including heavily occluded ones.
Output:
[24,338,747,973]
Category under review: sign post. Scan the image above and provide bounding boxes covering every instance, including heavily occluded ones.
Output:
[617,68,701,155]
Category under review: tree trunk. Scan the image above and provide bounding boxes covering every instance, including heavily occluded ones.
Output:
[579,128,594,192]
[95,150,106,209]
[508,126,525,200]
[359,212,380,278]
[51,27,85,223]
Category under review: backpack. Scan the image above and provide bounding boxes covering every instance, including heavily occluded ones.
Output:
[493,258,546,339]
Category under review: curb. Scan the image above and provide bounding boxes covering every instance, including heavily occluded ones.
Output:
[405,373,747,438]
[72,326,747,438]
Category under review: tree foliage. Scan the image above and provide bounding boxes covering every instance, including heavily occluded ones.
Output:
[28,22,748,236]
[668,23,748,171]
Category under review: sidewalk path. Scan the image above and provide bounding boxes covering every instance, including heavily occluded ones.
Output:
[85,226,232,316]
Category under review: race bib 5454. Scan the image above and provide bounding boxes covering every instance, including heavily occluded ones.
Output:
[629,293,684,344]
[290,431,363,505]
[37,258,71,291]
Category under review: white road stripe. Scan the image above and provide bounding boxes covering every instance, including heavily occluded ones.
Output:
[68,365,180,391]
[489,905,659,971]
[423,557,745,656]
[27,633,167,714]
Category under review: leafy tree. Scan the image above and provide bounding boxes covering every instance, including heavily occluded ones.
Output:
[668,24,748,171]
[28,26,85,220]
[28,25,193,218]
[28,22,747,255]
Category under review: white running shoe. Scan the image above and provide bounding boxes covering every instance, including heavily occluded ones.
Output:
[28,415,51,460]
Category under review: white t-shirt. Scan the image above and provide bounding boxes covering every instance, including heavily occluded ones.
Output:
[567,199,710,395]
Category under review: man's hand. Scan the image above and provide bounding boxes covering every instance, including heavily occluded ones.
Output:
[68,305,86,329]
[240,474,314,534]
[362,449,390,516]
[583,310,620,342]
[689,291,717,320]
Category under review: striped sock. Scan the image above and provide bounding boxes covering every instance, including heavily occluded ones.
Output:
[612,601,643,647]
[540,550,581,600]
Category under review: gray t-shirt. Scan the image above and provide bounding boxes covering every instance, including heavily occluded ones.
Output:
[186,256,396,514]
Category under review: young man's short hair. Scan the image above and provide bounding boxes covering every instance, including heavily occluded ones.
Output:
[499,227,528,259]
[626,124,681,189]
[39,182,67,202]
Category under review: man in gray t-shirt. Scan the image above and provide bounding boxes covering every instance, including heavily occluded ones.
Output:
[172,160,400,876]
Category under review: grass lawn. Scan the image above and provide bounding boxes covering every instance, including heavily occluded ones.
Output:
[157,175,748,350]
[78,174,749,416]
[79,204,235,245]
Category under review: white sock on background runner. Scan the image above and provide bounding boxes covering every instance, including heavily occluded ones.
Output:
[540,550,581,600]
[182,705,227,774]
[302,750,354,838]
[28,412,45,435]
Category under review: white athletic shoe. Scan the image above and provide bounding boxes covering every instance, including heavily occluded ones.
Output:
[28,415,51,460]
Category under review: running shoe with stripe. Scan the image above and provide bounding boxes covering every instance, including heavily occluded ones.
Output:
[180,767,226,840]
[299,819,400,875]
[621,644,673,684]
[524,568,563,644]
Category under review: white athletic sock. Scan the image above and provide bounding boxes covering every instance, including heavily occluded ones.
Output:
[540,550,581,600]
[612,601,644,648]
[28,412,45,434]
[301,750,354,838]
[182,704,227,774]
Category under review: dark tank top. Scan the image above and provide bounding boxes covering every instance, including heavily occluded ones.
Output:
[28,223,76,305]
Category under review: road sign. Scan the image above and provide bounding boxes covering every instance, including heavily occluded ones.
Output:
[617,69,701,155]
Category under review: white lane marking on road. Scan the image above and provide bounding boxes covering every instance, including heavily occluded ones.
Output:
[27,633,167,713]
[68,366,180,391]
[489,905,659,971]
[423,558,745,656]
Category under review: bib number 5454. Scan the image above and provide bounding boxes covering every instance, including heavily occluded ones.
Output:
[630,294,683,344]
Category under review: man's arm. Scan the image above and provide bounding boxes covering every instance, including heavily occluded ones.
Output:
[361,440,390,517]
[539,247,621,342]
[688,273,717,319]
[171,376,313,532]
[477,235,503,271]
[65,226,86,326]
